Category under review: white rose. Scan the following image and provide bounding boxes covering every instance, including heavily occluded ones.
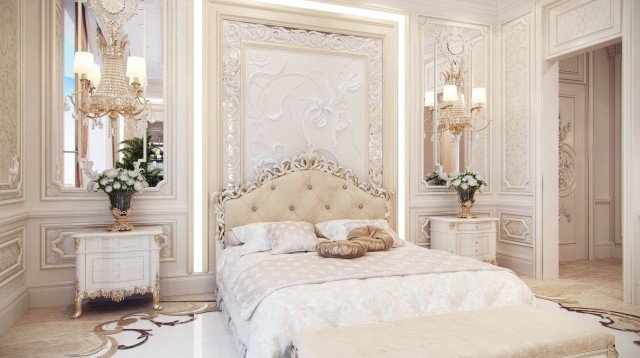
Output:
[100,178,108,185]
[468,178,478,186]
[105,169,118,179]
[134,182,143,192]
[463,175,472,182]
[438,173,448,180]
[113,182,121,189]
[105,185,113,193]
[122,184,128,189]
[126,179,134,186]
[119,174,129,181]
[461,183,469,190]
[453,179,462,187]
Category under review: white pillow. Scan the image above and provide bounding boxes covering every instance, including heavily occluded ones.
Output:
[316,219,404,247]
[232,222,272,256]
[266,221,318,254]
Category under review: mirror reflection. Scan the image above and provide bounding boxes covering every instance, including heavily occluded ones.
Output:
[60,0,164,189]
[422,22,489,186]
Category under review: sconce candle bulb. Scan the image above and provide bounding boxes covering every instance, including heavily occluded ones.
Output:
[472,87,486,105]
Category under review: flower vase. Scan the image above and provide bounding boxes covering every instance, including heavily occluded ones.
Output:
[108,192,134,232]
[457,189,477,219]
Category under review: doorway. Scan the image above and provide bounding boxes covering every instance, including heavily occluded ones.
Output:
[557,43,623,300]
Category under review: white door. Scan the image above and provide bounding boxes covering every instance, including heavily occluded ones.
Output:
[558,83,588,262]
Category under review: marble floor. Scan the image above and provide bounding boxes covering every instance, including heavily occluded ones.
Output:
[1,261,639,357]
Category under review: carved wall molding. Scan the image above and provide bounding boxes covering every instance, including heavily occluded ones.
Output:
[221,19,384,187]
[501,13,533,194]
[0,0,24,203]
[41,220,176,269]
[0,227,25,287]
[546,0,621,58]
[499,211,533,247]
[42,0,176,200]
[559,54,587,84]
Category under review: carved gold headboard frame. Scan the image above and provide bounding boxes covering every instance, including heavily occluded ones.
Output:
[212,148,393,247]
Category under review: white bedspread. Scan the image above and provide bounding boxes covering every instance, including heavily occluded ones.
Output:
[217,243,536,358]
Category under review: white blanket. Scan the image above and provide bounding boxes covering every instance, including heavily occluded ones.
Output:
[217,243,536,358]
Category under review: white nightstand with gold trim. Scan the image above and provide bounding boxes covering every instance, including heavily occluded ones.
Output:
[428,216,499,264]
[71,227,165,318]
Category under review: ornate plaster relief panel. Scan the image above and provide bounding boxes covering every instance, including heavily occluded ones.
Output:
[499,211,533,247]
[546,0,621,59]
[0,227,24,287]
[40,220,176,269]
[221,20,384,187]
[0,0,23,203]
[501,13,533,194]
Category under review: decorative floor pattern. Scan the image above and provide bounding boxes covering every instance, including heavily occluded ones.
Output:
[2,261,640,357]
[522,258,640,354]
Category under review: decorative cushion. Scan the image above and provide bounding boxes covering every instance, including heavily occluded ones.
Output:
[225,230,243,246]
[231,222,272,256]
[266,221,319,254]
[317,219,403,248]
[347,225,394,251]
[316,239,367,259]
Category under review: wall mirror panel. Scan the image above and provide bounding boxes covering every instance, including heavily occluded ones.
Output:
[420,18,491,190]
[45,0,170,197]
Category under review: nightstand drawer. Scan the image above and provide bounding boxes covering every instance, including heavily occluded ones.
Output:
[85,236,150,252]
[458,235,489,256]
[91,268,146,284]
[457,222,493,232]
[88,254,146,271]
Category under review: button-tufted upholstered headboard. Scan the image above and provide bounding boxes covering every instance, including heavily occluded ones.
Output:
[213,151,393,247]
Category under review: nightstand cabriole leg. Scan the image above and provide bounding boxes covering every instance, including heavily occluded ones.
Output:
[153,289,162,310]
[71,292,83,319]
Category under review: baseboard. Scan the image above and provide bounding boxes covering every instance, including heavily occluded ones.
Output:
[161,273,216,296]
[29,281,75,308]
[0,286,29,335]
[27,274,216,308]
[594,243,613,259]
[497,252,534,276]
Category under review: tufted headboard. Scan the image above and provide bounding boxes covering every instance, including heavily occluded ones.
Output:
[213,150,393,247]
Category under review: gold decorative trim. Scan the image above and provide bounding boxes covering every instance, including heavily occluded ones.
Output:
[85,286,154,302]
[213,147,393,247]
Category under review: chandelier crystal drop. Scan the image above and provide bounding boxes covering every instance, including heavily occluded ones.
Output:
[64,1,150,137]
[424,69,489,146]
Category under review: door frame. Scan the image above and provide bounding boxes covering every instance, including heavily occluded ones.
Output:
[535,0,639,304]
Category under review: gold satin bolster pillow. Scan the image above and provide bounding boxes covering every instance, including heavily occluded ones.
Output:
[316,240,367,259]
[347,225,394,251]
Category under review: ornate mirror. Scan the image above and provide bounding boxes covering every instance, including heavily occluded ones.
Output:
[46,0,167,196]
[420,18,490,189]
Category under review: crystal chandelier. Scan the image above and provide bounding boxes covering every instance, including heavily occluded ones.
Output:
[424,70,488,145]
[64,1,150,136]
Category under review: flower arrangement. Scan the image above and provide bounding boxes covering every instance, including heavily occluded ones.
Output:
[425,171,449,186]
[447,171,486,218]
[87,168,148,231]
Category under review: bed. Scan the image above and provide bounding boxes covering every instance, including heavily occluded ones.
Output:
[213,151,536,358]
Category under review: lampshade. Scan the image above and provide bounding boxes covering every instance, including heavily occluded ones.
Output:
[424,91,434,107]
[74,52,94,76]
[126,56,147,85]
[87,63,101,85]
[443,85,458,102]
[472,87,486,104]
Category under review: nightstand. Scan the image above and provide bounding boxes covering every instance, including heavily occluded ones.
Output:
[71,227,164,318]
[427,216,498,264]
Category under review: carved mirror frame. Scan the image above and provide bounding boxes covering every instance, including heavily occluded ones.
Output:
[42,0,176,200]
[417,16,492,194]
